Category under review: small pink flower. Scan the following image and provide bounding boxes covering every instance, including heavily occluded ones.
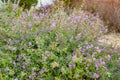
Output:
[40,78,43,80]
[107,55,111,61]
[76,33,82,40]
[33,72,37,76]
[39,13,45,18]
[22,65,25,69]
[94,73,100,78]
[12,47,16,51]
[43,56,47,62]
[28,75,32,79]
[68,64,72,70]
[21,21,25,25]
[100,58,106,64]
[39,70,45,74]
[12,26,16,31]
[95,63,99,70]
[47,53,51,57]
[28,23,33,28]
[50,22,56,30]
[102,61,106,65]
[14,78,18,80]
[100,58,103,63]
[13,62,16,67]
[28,42,32,46]
[72,55,77,62]
[73,64,76,68]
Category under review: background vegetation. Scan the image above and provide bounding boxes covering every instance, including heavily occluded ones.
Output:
[2,0,38,9]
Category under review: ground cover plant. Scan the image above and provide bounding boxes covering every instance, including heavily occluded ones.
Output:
[0,1,119,80]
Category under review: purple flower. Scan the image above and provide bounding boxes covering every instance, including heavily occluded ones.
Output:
[68,64,72,70]
[95,63,99,70]
[89,72,92,75]
[85,67,88,70]
[28,42,32,46]
[88,59,92,62]
[86,44,94,49]
[33,72,37,76]
[87,64,90,67]
[74,16,81,22]
[80,49,84,53]
[72,55,77,62]
[89,44,94,48]
[28,75,32,79]
[107,55,111,61]
[104,67,108,71]
[28,23,33,28]
[40,78,43,80]
[76,33,82,40]
[32,68,36,71]
[16,55,22,62]
[47,53,51,57]
[39,13,45,18]
[43,57,47,62]
[12,47,16,51]
[70,36,73,42]
[39,70,45,74]
[100,58,106,64]
[100,58,103,63]
[12,26,16,31]
[95,46,99,50]
[73,64,76,68]
[102,61,106,65]
[13,62,16,67]
[22,65,25,69]
[14,78,18,80]
[41,4,49,9]
[105,26,108,32]
[21,21,25,25]
[50,22,56,30]
[94,73,100,78]
[95,46,101,53]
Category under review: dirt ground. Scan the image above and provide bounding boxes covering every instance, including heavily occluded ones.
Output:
[98,33,120,54]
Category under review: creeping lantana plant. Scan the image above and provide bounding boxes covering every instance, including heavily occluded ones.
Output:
[0,2,111,80]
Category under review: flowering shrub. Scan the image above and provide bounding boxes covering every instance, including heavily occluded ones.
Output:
[0,3,111,80]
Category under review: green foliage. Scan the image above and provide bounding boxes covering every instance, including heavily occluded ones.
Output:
[58,0,84,8]
[106,54,120,80]
[19,0,37,9]
[2,0,38,9]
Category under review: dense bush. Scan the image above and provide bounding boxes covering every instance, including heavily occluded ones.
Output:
[2,0,38,9]
[0,3,112,80]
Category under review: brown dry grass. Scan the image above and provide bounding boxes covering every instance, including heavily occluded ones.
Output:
[84,0,120,32]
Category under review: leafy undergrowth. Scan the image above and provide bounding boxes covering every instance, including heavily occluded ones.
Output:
[106,54,120,80]
[0,3,119,80]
